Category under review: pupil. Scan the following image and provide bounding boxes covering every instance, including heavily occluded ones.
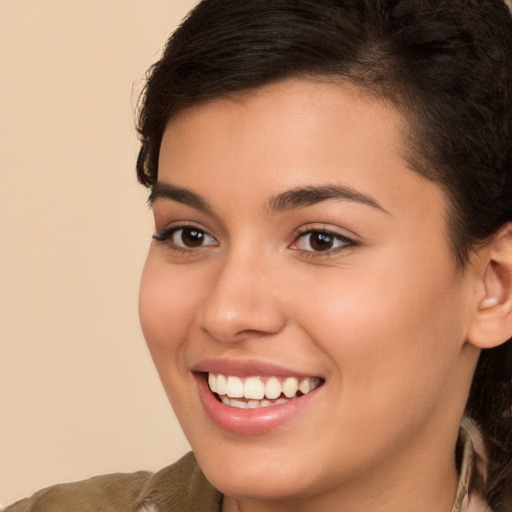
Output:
[311,232,333,251]
[182,228,204,247]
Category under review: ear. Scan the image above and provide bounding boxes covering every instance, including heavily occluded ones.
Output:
[467,224,512,349]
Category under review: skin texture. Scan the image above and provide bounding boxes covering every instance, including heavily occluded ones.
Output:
[139,79,491,512]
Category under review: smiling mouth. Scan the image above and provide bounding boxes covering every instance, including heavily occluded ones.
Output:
[207,373,324,409]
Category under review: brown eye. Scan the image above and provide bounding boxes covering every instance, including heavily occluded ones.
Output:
[292,229,353,253]
[309,232,334,251]
[172,227,214,248]
[152,225,218,251]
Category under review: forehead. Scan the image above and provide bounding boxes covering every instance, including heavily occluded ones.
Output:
[162,78,406,148]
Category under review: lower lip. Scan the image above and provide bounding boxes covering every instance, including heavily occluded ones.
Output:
[195,373,322,435]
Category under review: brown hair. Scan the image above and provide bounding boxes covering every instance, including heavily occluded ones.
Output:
[136,1,512,509]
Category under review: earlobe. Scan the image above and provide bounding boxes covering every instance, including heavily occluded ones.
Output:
[467,224,512,349]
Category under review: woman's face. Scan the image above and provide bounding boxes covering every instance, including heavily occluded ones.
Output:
[139,79,479,506]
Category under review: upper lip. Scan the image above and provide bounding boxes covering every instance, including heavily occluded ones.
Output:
[192,358,323,379]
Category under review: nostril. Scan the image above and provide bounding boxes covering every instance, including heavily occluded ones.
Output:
[199,305,287,344]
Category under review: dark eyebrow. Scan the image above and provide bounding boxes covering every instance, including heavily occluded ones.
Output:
[267,184,389,214]
[148,182,212,212]
[148,181,388,215]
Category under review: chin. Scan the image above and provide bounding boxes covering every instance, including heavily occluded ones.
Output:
[203,459,312,501]
[190,436,327,502]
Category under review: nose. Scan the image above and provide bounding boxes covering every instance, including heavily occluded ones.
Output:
[199,253,287,343]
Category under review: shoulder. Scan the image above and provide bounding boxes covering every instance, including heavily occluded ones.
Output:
[134,452,222,512]
[4,452,222,512]
[3,470,151,512]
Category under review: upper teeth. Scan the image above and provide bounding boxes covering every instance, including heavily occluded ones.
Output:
[208,374,321,400]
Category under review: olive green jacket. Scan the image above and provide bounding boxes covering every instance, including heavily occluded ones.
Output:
[4,452,222,512]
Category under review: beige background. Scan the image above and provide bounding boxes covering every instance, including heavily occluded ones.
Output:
[0,1,197,505]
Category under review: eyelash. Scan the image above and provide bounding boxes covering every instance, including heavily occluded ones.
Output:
[153,225,218,254]
[153,225,356,256]
[291,226,356,257]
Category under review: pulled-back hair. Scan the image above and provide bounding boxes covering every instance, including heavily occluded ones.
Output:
[136,1,512,509]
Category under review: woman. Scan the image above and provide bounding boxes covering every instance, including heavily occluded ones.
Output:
[5,1,512,511]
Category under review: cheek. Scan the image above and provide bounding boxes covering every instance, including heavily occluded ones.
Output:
[138,253,210,425]
[293,250,468,415]
[139,254,197,361]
